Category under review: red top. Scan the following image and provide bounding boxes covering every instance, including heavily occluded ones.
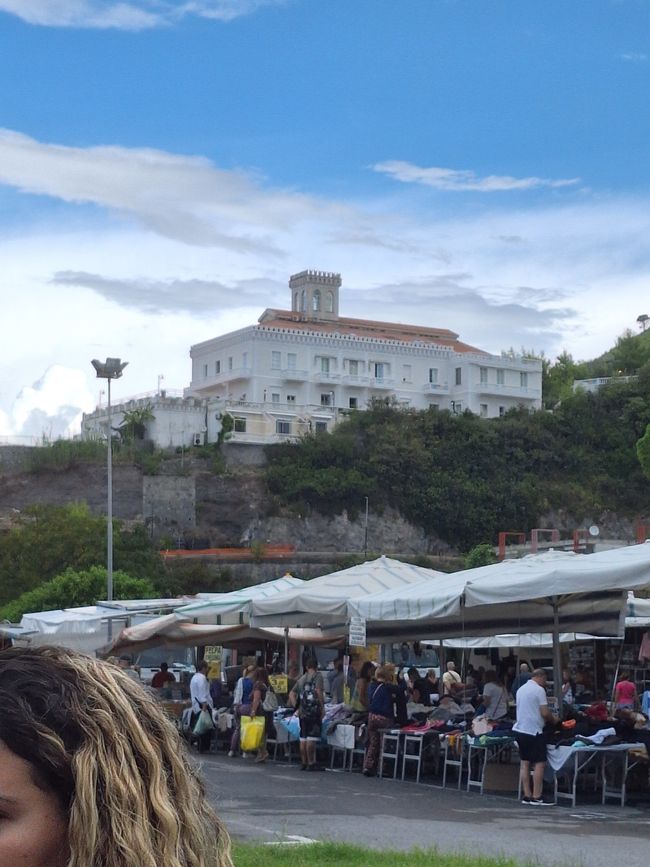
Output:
[615,680,636,705]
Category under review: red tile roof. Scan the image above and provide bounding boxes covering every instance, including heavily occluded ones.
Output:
[257,309,489,355]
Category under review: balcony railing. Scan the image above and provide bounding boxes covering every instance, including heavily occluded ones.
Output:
[342,373,370,385]
[422,382,449,394]
[368,377,395,389]
[281,368,309,380]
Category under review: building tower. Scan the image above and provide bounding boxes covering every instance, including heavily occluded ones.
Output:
[289,270,341,322]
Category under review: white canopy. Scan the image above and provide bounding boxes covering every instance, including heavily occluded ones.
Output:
[250,556,447,628]
[174,573,305,624]
[14,599,195,655]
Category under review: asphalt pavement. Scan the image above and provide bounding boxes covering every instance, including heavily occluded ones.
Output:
[199,753,650,866]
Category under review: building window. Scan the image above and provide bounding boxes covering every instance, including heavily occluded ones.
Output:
[215,360,221,375]
[276,419,291,435]
[242,352,248,368]
[315,421,328,433]
[326,291,334,313]
[271,393,280,404]
[287,352,297,370]
[499,405,506,417]
[480,367,488,384]
[203,364,208,378]
[374,362,387,379]
[480,403,488,417]
[349,397,358,409]
[348,359,359,376]
[429,368,438,384]
[520,371,528,388]
[320,357,330,374]
[402,364,412,382]
[287,394,296,403]
[321,393,332,406]
[271,351,281,370]
[234,417,246,433]
[312,289,321,312]
[455,367,462,386]
[228,356,233,371]
[300,290,306,312]
[497,369,504,385]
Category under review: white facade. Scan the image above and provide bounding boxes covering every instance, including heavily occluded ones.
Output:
[187,270,542,442]
[82,270,543,448]
[82,392,207,448]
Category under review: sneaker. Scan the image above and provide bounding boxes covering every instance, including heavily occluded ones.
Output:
[254,752,268,764]
[300,764,308,771]
[227,751,235,758]
[521,796,531,804]
[529,797,555,806]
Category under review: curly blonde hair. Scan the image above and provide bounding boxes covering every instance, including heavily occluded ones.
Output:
[0,645,232,867]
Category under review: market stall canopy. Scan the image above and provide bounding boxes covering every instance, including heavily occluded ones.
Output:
[174,574,305,624]
[250,556,447,628]
[108,617,342,655]
[626,592,650,627]
[347,546,650,642]
[13,599,195,655]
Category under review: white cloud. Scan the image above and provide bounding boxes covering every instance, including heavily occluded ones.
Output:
[373,160,581,192]
[1,366,95,439]
[0,128,335,251]
[621,52,648,62]
[0,0,285,29]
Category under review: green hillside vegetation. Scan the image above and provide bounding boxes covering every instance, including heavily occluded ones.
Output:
[0,566,156,623]
[266,352,650,551]
[0,503,163,608]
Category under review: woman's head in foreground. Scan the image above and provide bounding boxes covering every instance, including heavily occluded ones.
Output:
[0,645,232,867]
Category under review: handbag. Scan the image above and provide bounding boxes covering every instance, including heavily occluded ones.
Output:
[471,714,493,737]
[192,708,214,737]
[262,687,278,712]
[240,714,265,751]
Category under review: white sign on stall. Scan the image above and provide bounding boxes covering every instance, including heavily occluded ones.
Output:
[349,616,367,647]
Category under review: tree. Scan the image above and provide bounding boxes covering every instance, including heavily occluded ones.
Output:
[0,504,163,606]
[637,423,650,481]
[465,543,498,568]
[0,566,156,623]
[118,405,155,443]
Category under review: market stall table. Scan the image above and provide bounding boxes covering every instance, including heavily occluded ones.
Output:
[466,735,517,796]
[548,742,647,807]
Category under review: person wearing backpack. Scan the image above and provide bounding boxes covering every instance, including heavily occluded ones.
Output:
[289,657,324,771]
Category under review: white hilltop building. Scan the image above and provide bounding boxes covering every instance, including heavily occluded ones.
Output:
[82,270,542,447]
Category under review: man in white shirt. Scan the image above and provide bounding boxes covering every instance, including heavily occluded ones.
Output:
[442,661,463,697]
[190,660,214,753]
[513,669,558,805]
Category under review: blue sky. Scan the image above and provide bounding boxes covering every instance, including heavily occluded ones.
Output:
[1,0,649,436]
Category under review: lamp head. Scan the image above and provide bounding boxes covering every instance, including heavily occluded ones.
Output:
[91,358,128,379]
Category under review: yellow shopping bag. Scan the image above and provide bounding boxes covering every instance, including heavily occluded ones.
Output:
[240,715,265,751]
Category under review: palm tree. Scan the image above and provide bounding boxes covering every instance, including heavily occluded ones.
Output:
[118,405,155,443]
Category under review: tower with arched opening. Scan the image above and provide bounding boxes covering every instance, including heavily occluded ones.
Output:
[289,270,341,321]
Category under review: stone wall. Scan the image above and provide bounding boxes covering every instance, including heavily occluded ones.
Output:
[143,476,196,537]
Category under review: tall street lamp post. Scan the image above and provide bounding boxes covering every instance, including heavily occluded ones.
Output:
[91,358,128,633]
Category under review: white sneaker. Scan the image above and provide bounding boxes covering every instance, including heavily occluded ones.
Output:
[227,751,235,758]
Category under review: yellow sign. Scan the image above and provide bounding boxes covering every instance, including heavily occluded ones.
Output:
[269,674,288,694]
[203,646,222,663]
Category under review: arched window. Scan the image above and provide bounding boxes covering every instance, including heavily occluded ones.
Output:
[312,289,321,312]
[294,291,298,311]
[326,291,334,313]
[301,290,306,312]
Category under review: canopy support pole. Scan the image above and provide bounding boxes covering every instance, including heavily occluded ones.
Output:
[609,640,625,715]
[284,627,289,674]
[552,596,563,720]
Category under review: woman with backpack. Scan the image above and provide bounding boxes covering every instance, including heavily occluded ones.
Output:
[289,657,324,771]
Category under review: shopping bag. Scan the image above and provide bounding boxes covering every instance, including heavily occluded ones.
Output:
[192,708,214,737]
[240,715,265,751]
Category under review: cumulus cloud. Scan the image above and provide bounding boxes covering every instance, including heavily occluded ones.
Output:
[0,129,333,251]
[0,366,95,439]
[373,160,580,192]
[0,0,284,30]
[51,270,285,314]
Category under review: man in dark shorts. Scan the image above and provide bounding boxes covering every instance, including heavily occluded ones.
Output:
[289,657,324,771]
[513,668,558,805]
